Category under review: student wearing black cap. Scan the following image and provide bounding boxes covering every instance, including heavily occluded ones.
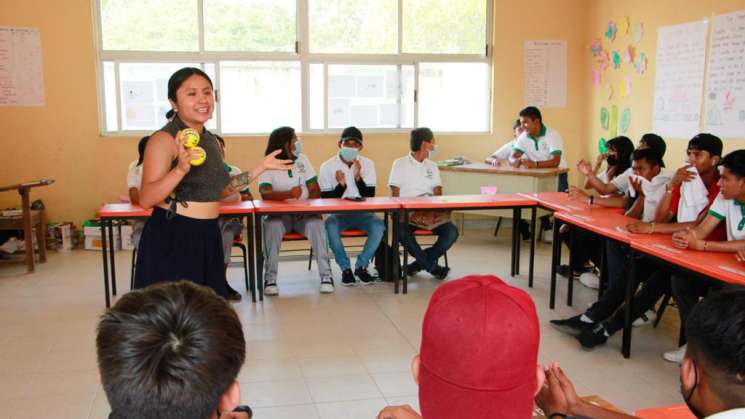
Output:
[319,127,385,286]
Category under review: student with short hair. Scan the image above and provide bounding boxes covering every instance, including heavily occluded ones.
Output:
[377,275,543,419]
[552,148,673,349]
[537,289,745,419]
[319,126,384,285]
[389,128,458,280]
[259,126,334,296]
[96,281,248,419]
[510,106,568,191]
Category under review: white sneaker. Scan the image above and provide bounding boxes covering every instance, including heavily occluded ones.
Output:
[579,271,600,289]
[264,281,279,296]
[632,309,657,327]
[663,344,687,364]
[320,278,335,294]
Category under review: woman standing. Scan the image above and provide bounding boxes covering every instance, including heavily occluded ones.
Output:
[135,67,290,297]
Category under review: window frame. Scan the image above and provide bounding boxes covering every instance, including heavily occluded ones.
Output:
[93,0,494,137]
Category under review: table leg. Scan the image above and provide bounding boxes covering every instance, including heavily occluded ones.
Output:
[567,227,575,307]
[515,208,522,275]
[384,211,391,281]
[246,214,257,303]
[529,206,536,288]
[256,216,264,302]
[549,219,561,310]
[598,238,607,298]
[622,249,636,358]
[393,210,400,294]
[403,210,409,295]
[108,220,117,297]
[510,208,517,277]
[101,220,110,308]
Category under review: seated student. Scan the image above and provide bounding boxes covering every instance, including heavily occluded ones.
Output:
[319,126,384,285]
[573,133,667,208]
[389,128,458,279]
[552,148,673,349]
[126,135,149,247]
[377,275,543,419]
[259,127,334,296]
[485,119,523,166]
[510,106,568,191]
[215,134,251,301]
[536,289,745,419]
[96,280,249,419]
[666,150,745,361]
[557,136,634,287]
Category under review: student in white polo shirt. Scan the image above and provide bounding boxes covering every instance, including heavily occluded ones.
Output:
[388,128,459,280]
[485,119,523,166]
[319,127,385,286]
[258,126,334,296]
[510,106,568,191]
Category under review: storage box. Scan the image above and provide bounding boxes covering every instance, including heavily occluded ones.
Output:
[84,222,120,251]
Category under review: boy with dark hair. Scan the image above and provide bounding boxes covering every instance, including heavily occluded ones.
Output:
[510,106,568,191]
[389,128,458,279]
[319,126,384,285]
[96,281,247,419]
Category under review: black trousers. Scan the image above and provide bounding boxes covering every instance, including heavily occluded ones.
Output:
[134,207,227,297]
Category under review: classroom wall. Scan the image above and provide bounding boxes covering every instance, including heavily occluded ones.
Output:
[0,0,589,225]
[584,0,745,167]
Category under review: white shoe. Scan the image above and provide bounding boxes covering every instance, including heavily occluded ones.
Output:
[320,278,335,294]
[264,281,279,296]
[579,271,600,289]
[663,344,687,364]
[632,309,657,327]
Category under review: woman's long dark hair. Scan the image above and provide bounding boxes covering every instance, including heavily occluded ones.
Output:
[607,136,634,174]
[265,126,295,161]
[136,136,150,166]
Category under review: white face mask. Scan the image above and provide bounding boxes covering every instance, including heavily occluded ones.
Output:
[339,146,358,161]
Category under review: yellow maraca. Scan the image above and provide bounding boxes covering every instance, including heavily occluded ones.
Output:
[177,128,205,166]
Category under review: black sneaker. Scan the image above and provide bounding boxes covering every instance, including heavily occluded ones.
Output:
[226,285,242,302]
[429,265,450,280]
[549,315,595,336]
[354,267,375,285]
[341,269,356,286]
[406,261,423,276]
[577,324,609,350]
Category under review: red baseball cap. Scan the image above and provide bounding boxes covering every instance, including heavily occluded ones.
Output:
[418,275,540,419]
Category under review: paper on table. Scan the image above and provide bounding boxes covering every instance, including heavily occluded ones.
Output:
[652,20,708,139]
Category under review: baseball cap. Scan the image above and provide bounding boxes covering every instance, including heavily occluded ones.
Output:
[340,126,363,144]
[418,275,540,419]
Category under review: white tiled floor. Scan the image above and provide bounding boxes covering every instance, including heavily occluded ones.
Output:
[0,228,685,418]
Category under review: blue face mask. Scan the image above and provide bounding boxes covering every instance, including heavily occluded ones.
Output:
[428,144,438,160]
[292,140,302,158]
[339,146,358,162]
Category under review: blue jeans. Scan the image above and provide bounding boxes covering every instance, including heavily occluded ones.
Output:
[325,213,385,271]
[402,221,459,272]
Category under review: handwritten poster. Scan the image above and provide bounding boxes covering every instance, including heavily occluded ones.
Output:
[524,40,567,108]
[704,10,745,138]
[0,26,45,106]
[652,21,708,139]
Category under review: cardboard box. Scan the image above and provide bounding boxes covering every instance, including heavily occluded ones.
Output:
[120,224,134,250]
[84,229,120,251]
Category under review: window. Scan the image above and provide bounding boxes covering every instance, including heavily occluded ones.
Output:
[96,0,492,135]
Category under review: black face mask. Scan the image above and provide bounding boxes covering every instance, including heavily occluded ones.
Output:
[683,361,706,419]
[606,156,618,166]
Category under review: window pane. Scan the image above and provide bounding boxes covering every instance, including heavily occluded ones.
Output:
[310,64,325,129]
[418,63,490,132]
[325,64,413,129]
[219,61,301,133]
[204,0,295,52]
[103,62,118,131]
[309,0,397,54]
[402,0,486,54]
[119,63,211,131]
[99,0,198,51]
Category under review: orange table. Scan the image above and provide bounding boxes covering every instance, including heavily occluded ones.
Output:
[252,197,402,300]
[635,404,695,418]
[97,202,257,307]
[394,194,538,294]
